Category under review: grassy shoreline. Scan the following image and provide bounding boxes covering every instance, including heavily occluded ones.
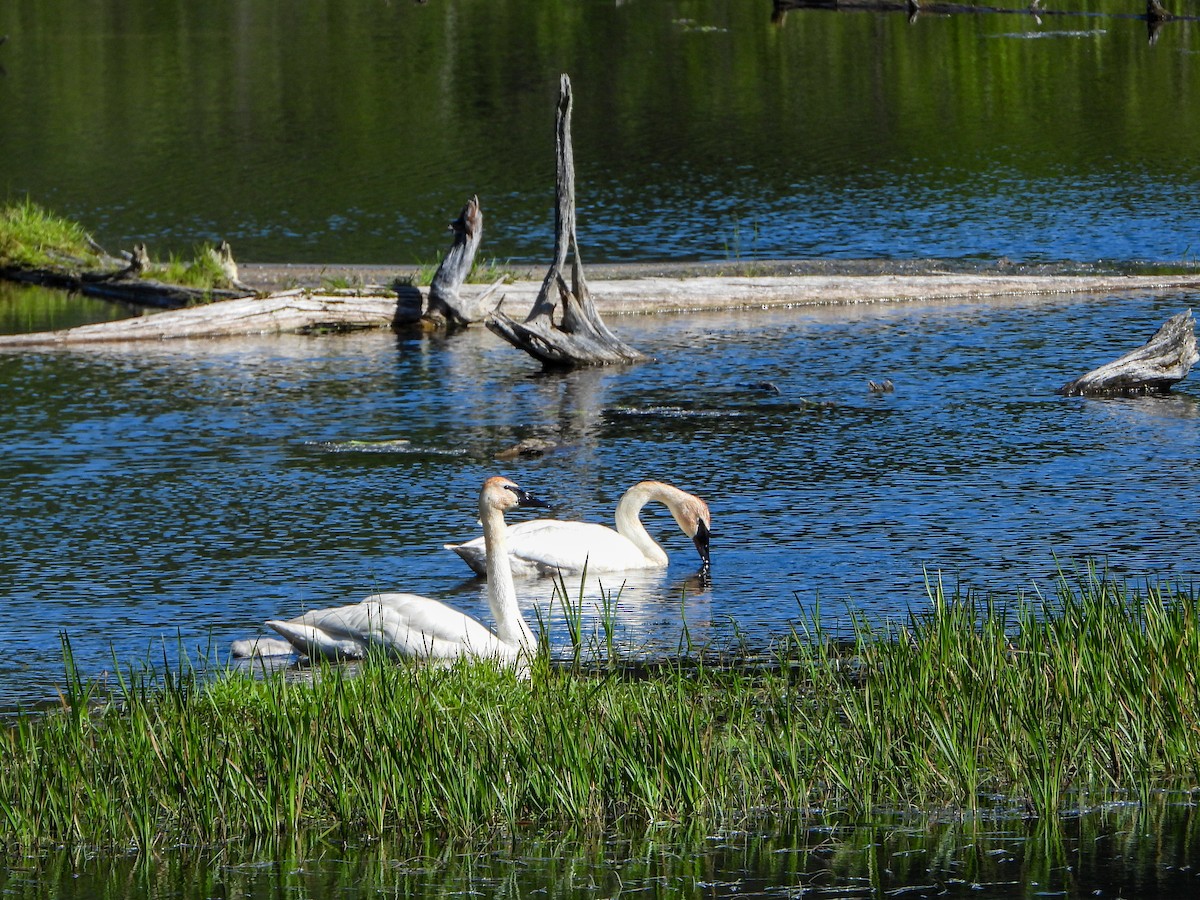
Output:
[1,572,1198,853]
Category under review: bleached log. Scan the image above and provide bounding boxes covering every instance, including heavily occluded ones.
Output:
[0,289,406,346]
[1057,309,1198,396]
[4,273,1200,347]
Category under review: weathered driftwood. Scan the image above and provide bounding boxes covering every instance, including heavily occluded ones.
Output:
[1057,309,1198,396]
[487,75,645,369]
[0,288,410,346]
[5,271,1200,346]
[421,196,501,328]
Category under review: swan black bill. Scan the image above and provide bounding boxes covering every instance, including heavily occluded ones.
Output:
[506,484,550,509]
[693,518,712,573]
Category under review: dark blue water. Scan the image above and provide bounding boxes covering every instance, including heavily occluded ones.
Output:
[2,288,1199,707]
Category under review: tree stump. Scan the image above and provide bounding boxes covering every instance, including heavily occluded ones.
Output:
[423,195,502,327]
[1057,309,1198,396]
[487,75,646,369]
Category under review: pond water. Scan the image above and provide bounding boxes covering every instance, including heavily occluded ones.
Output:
[2,287,1200,711]
[1,0,1199,267]
[3,801,1200,898]
[5,0,1200,892]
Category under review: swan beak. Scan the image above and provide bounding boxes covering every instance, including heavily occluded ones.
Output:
[508,485,550,509]
[693,519,712,574]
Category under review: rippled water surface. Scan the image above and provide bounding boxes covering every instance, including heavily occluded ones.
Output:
[2,288,1199,707]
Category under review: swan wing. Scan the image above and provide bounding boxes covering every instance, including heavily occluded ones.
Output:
[511,520,652,574]
[447,519,655,575]
[443,539,488,576]
[362,592,514,659]
[268,593,512,661]
[266,601,376,660]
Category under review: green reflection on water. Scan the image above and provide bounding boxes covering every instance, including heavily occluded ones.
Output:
[1,0,1197,263]
[4,803,1200,898]
[0,283,131,335]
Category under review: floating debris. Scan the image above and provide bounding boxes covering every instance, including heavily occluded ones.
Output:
[495,437,559,461]
[868,379,895,394]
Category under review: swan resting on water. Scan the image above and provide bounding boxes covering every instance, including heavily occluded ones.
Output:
[444,480,711,578]
[264,476,547,664]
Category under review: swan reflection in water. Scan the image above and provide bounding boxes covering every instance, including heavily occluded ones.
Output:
[467,565,717,660]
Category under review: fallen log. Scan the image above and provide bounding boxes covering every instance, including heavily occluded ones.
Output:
[4,272,1199,347]
[487,74,646,369]
[0,288,412,346]
[1057,309,1198,396]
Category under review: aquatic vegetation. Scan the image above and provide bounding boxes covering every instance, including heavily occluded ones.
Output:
[1,572,1200,852]
[0,199,104,270]
[0,201,238,296]
[148,247,230,292]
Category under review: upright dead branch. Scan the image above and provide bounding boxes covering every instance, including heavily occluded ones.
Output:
[424,195,497,327]
[487,74,646,368]
[1057,309,1198,396]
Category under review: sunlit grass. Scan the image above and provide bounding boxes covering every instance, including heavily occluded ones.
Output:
[0,201,236,295]
[397,255,519,287]
[2,571,1200,853]
[0,199,104,270]
[146,246,230,291]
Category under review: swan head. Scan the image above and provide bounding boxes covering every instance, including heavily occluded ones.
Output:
[482,476,549,514]
[637,481,712,574]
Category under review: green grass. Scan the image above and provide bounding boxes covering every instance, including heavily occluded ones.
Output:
[400,256,519,287]
[0,201,236,293]
[3,571,1200,853]
[146,246,230,291]
[0,199,104,270]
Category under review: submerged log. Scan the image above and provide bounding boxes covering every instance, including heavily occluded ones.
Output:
[422,196,500,328]
[487,75,646,369]
[1057,309,1198,396]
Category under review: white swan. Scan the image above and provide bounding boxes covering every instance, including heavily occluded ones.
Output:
[444,480,711,578]
[265,476,547,664]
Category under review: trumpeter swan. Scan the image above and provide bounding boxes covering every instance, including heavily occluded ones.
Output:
[265,476,547,664]
[444,480,711,578]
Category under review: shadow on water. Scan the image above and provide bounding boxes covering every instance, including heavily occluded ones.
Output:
[4,800,1200,898]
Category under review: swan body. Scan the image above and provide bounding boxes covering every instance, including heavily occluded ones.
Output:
[444,480,711,578]
[266,477,546,664]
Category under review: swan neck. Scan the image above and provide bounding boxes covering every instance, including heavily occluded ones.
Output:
[482,502,535,651]
[613,484,669,566]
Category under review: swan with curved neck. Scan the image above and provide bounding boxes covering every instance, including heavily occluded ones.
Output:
[445,480,711,578]
[265,477,546,663]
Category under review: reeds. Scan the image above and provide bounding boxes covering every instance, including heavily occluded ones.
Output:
[2,571,1200,852]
